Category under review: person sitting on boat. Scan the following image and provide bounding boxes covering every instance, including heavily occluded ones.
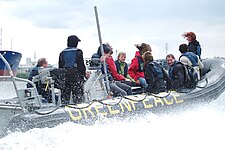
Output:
[91,43,132,96]
[182,32,202,60]
[128,43,151,89]
[58,35,86,104]
[166,54,187,91]
[179,44,204,81]
[143,51,171,94]
[27,58,51,102]
[114,51,137,86]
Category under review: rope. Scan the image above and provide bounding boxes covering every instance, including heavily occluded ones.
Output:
[123,94,148,102]
[34,106,60,115]
[196,78,208,89]
[123,91,171,102]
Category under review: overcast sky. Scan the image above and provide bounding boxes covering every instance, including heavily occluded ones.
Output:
[0,0,225,65]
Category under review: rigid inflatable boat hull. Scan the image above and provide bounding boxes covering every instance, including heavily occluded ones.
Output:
[2,57,225,137]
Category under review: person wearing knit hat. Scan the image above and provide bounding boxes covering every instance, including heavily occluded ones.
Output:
[58,35,86,104]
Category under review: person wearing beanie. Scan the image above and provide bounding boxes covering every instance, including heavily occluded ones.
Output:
[58,35,86,104]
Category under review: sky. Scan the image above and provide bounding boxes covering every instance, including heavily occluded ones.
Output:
[0,0,225,65]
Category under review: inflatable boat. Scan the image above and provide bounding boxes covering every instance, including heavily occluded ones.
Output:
[0,54,225,138]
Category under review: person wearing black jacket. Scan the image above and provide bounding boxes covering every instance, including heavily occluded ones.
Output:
[166,54,186,91]
[27,58,51,102]
[143,51,171,94]
[58,35,86,104]
[182,32,202,59]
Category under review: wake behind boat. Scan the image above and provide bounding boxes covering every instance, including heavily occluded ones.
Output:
[0,52,225,137]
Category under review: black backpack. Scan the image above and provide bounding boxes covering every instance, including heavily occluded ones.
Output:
[183,65,198,88]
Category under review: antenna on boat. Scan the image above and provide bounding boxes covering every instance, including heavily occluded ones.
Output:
[94,6,110,93]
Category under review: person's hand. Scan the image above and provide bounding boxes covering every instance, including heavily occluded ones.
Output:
[100,56,106,62]
[125,78,131,82]
[135,80,140,85]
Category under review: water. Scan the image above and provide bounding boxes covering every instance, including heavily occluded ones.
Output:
[0,85,224,150]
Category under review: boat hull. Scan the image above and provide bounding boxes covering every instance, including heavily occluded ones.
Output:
[1,57,225,137]
[0,50,22,76]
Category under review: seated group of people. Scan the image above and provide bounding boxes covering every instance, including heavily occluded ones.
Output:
[28,32,204,104]
[90,31,204,96]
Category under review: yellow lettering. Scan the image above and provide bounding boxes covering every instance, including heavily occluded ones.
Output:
[119,103,124,112]
[164,97,174,105]
[95,105,107,116]
[65,107,82,121]
[107,105,120,115]
[142,99,154,108]
[129,101,136,111]
[173,95,184,103]
[121,101,133,112]
[82,107,95,118]
[154,98,164,107]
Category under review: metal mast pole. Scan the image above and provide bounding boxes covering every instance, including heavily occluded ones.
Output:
[94,6,110,93]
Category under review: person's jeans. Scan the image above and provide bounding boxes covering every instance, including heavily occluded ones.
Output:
[138,77,148,88]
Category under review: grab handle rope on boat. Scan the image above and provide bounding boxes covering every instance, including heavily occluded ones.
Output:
[34,106,60,115]
[65,95,123,110]
[32,91,171,115]
[195,78,208,89]
[122,91,171,102]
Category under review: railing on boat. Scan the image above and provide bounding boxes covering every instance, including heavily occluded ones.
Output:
[0,53,43,111]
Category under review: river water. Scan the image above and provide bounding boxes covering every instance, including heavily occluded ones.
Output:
[0,81,224,150]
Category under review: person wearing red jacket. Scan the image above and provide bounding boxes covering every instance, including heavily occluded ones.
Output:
[106,55,127,81]
[91,43,132,96]
[128,43,151,88]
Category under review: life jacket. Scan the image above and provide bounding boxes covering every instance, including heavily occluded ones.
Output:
[148,61,167,93]
[180,52,199,67]
[114,60,128,77]
[136,56,145,72]
[63,48,78,68]
[196,45,201,59]
[149,61,164,79]
[168,60,183,80]
[188,40,201,59]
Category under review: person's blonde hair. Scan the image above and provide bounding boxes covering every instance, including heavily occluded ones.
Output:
[117,52,126,60]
